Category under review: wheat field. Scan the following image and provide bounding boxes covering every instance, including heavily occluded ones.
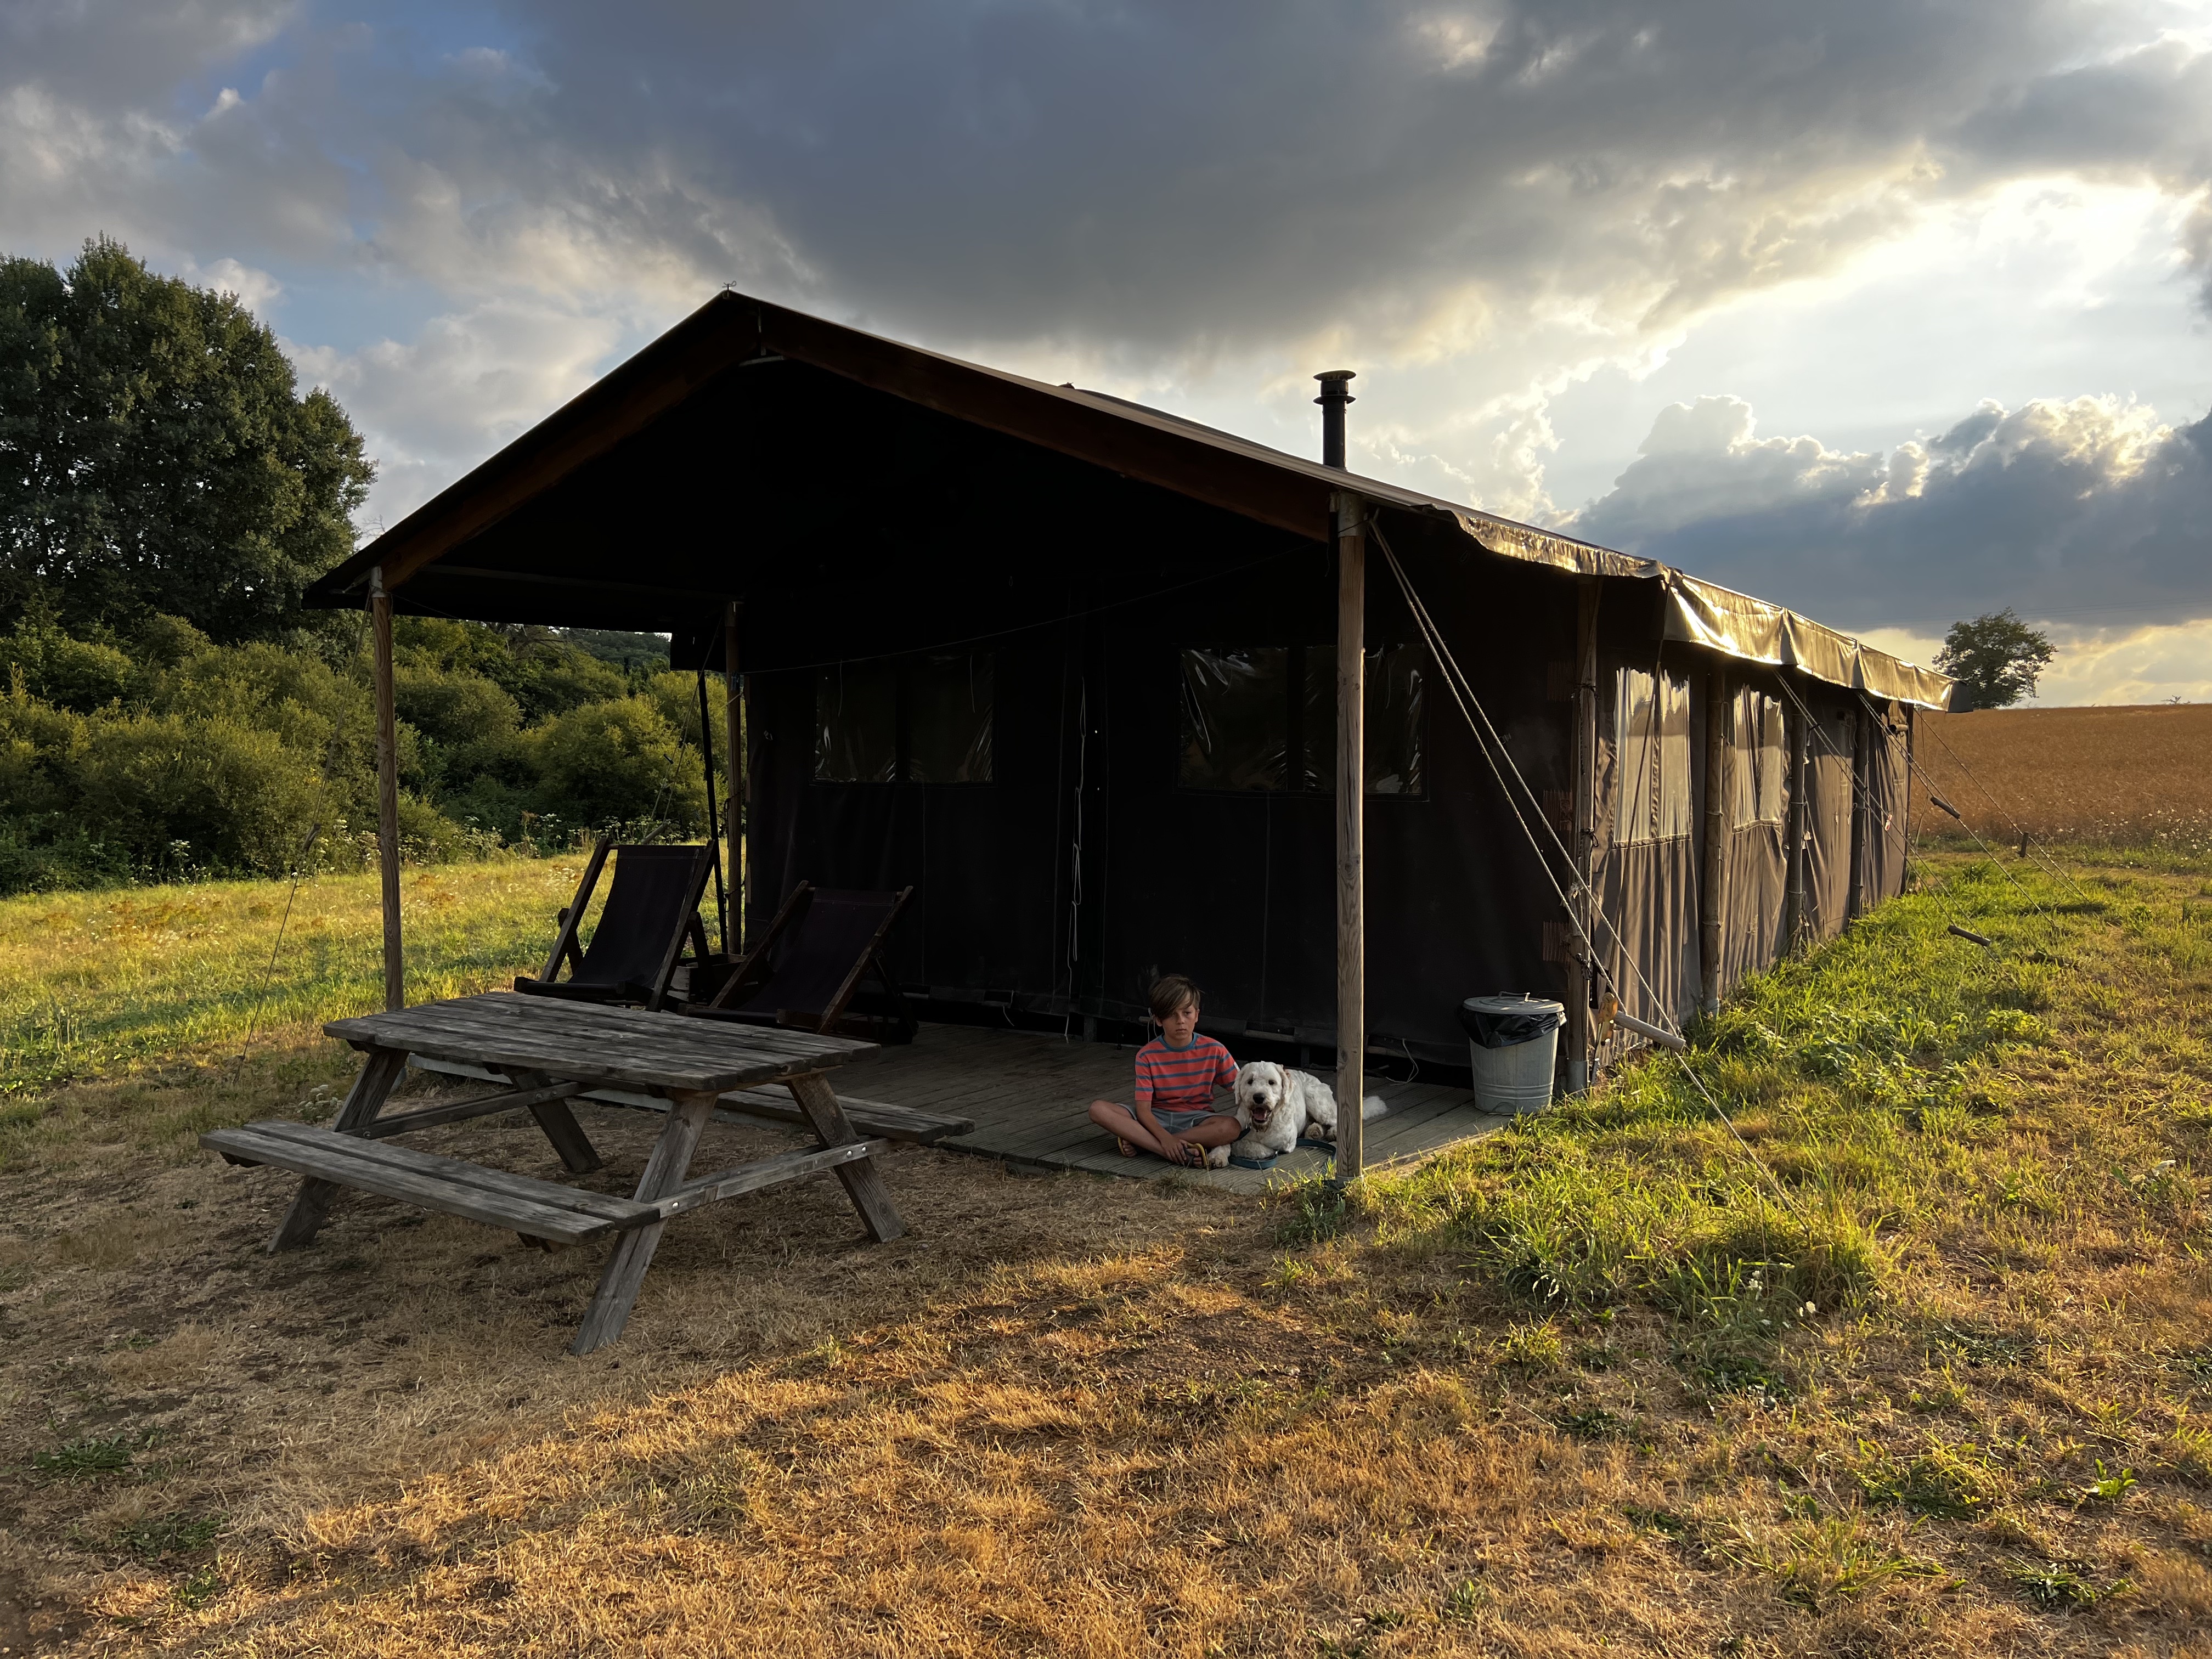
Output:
[1915,703,2212,855]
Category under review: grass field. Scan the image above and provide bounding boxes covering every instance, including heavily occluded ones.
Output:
[2,853,2210,1655]
[0,857,588,1119]
[1917,704,2212,857]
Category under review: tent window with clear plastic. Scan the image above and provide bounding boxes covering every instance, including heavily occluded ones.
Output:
[1181,644,1424,795]
[815,653,993,783]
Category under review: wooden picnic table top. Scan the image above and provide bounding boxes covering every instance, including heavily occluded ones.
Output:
[324,991,876,1096]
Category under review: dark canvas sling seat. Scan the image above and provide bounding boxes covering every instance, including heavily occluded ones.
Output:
[692,882,917,1042]
[515,842,716,1012]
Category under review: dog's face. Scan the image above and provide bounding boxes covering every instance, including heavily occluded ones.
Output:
[1234,1061,1288,1129]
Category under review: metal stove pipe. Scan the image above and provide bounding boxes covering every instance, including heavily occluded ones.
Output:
[1313,369,1356,469]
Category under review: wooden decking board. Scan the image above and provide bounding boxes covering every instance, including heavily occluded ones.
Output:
[983,1111,1137,1163]
[1368,1107,1510,1161]
[848,1023,1505,1186]
[716,1088,972,1143]
[1357,1090,1475,1144]
[888,1073,1049,1114]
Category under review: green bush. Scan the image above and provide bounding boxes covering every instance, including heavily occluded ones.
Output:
[0,614,713,894]
[393,663,522,748]
[393,618,628,721]
[644,670,708,749]
[0,685,84,814]
[530,695,706,832]
[73,712,335,877]
[0,820,132,893]
[0,624,134,712]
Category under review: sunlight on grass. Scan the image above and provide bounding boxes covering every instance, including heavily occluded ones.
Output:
[1359,857,2134,1345]
[0,857,589,1098]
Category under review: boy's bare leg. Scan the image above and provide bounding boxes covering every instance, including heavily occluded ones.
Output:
[1090,1100,1175,1157]
[1087,1101,1239,1164]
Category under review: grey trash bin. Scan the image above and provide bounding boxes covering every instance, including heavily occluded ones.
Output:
[1458,995,1565,1114]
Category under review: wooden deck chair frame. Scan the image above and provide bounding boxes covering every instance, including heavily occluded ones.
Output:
[532,840,716,1012]
[697,882,917,1041]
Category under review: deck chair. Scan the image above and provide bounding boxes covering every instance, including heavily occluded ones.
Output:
[514,842,716,1012]
[691,882,917,1042]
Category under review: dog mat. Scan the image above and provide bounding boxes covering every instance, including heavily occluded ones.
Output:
[1228,1133,1336,1171]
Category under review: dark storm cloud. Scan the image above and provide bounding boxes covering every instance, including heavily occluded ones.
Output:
[8,1,2208,353]
[481,0,2209,347]
[1568,395,2212,629]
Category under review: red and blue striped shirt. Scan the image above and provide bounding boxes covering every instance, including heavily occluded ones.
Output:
[1135,1033,1238,1111]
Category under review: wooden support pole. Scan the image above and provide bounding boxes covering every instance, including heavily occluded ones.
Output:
[1567,577,1600,1092]
[369,567,403,1012]
[1700,667,1728,1014]
[1334,491,1366,1182]
[724,601,745,951]
[1784,686,1809,952]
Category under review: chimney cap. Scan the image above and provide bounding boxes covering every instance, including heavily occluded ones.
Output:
[1313,368,1357,385]
[1313,368,1356,407]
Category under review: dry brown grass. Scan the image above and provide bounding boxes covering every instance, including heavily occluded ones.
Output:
[2,854,2211,1656]
[1917,704,2212,855]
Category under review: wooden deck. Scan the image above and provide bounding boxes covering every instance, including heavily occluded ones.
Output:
[855,1023,1514,1194]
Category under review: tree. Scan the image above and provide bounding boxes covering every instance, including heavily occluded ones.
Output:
[0,237,375,643]
[1935,608,2056,709]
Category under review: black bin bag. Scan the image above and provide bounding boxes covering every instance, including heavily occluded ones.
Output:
[1458,996,1566,1050]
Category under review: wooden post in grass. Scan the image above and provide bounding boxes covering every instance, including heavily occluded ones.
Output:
[724,601,745,951]
[1567,576,1600,1091]
[1701,667,1728,1014]
[369,565,403,1011]
[1334,489,1366,1182]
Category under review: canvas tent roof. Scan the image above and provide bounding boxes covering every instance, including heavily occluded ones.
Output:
[308,291,1953,710]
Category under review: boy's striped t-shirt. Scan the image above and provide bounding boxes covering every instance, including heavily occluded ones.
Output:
[1135,1033,1238,1111]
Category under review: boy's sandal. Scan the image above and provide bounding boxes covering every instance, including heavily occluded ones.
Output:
[1114,1136,1138,1158]
[1169,1138,1211,1169]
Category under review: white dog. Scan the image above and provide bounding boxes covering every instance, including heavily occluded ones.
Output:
[1211,1060,1386,1168]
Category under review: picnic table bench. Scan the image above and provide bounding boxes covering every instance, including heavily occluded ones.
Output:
[200,991,905,1354]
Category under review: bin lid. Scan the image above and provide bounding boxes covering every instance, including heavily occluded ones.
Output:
[1458,994,1566,1049]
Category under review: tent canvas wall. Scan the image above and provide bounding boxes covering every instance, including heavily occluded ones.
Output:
[308,291,1950,1083]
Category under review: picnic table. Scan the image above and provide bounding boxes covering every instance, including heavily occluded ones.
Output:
[200,991,905,1355]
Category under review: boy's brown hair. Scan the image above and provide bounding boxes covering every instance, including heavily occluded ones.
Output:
[1147,974,1201,1022]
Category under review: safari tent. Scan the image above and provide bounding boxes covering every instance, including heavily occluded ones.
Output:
[307,291,1953,1147]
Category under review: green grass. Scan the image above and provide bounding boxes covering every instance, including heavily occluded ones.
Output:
[108,1512,224,1564]
[31,1430,151,1479]
[0,858,590,1101]
[1363,853,2212,1367]
[0,856,611,1172]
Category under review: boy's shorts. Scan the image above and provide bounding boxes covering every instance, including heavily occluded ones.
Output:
[1141,1104,1231,1135]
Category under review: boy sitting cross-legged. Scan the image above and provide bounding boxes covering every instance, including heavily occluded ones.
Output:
[1086,974,1239,1169]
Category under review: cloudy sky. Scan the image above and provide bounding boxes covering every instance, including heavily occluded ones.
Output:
[7,0,2209,702]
